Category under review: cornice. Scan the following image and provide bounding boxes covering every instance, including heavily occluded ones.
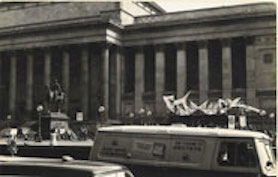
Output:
[126,11,275,31]
[0,15,123,37]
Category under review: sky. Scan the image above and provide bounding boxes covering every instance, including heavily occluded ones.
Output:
[155,0,275,12]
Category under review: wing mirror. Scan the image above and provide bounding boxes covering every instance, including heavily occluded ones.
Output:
[265,161,273,170]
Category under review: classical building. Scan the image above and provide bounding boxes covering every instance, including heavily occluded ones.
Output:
[0,2,276,122]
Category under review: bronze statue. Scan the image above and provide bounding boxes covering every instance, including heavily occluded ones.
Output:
[45,79,65,113]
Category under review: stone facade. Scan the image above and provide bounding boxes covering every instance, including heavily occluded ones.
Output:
[0,2,275,122]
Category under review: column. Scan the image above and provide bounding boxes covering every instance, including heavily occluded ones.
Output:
[198,41,209,103]
[62,48,70,113]
[0,54,2,115]
[222,39,232,99]
[109,46,116,119]
[176,43,187,98]
[44,48,51,87]
[90,48,98,121]
[101,44,110,120]
[115,47,122,118]
[246,37,257,106]
[26,51,33,116]
[9,52,17,117]
[155,45,165,116]
[107,46,122,120]
[81,46,89,120]
[134,47,144,113]
[120,49,126,117]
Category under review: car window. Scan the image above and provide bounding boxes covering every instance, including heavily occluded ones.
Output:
[217,141,257,168]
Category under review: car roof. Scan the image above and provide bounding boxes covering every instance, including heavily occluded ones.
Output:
[98,125,270,140]
[0,156,126,175]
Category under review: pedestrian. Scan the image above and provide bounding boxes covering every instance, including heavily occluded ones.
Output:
[7,135,18,156]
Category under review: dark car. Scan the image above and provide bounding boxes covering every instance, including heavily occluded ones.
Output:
[0,155,134,177]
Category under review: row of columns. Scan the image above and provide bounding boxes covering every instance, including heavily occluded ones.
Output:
[6,43,121,121]
[4,38,256,119]
[133,38,256,116]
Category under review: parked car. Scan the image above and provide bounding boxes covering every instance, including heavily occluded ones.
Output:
[0,155,134,177]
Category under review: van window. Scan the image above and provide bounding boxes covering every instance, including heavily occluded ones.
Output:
[217,141,257,167]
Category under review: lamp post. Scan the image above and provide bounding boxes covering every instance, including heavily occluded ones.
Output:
[128,112,134,125]
[36,104,43,142]
[98,106,105,125]
[7,114,11,128]
[138,108,145,125]
[147,110,152,125]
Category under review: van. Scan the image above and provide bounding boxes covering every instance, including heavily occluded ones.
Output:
[90,125,276,177]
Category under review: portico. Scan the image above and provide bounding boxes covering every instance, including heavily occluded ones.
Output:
[0,2,275,122]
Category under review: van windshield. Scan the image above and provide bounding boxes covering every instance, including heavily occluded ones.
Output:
[217,141,257,167]
[255,138,276,175]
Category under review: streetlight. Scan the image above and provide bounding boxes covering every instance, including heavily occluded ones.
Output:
[36,104,44,142]
[7,114,11,128]
[147,110,152,125]
[98,106,105,125]
[128,112,134,125]
[138,108,145,125]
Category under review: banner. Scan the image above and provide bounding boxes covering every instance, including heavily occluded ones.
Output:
[228,115,235,129]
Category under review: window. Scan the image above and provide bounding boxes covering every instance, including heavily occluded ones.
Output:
[217,141,257,167]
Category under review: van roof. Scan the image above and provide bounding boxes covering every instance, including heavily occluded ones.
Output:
[98,125,270,140]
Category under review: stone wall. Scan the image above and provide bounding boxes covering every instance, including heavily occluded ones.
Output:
[254,35,276,111]
[0,2,118,29]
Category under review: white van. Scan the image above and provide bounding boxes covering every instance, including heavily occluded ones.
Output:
[90,125,276,177]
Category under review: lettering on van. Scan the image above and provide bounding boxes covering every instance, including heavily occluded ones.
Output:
[171,139,205,163]
[100,138,128,158]
[173,140,203,152]
[100,147,127,157]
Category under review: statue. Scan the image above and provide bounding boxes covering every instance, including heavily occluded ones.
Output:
[45,79,65,113]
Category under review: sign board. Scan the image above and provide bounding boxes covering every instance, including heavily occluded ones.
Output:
[76,112,83,122]
[228,115,235,129]
[239,115,247,128]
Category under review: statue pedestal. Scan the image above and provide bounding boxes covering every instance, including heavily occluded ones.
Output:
[41,112,69,140]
